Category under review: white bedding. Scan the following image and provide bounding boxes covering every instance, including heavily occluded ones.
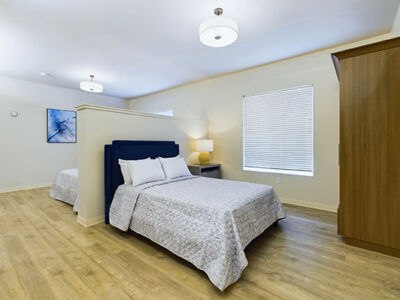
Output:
[49,168,78,212]
[109,176,285,290]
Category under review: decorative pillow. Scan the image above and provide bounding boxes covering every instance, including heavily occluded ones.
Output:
[128,158,166,186]
[119,158,149,184]
[159,156,192,179]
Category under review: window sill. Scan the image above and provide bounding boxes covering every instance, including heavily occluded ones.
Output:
[243,167,313,177]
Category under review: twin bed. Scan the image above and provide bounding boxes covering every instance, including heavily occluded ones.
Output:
[50,140,285,290]
[49,168,78,212]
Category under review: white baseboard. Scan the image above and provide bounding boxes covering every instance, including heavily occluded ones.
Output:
[0,183,52,194]
[280,197,337,212]
[77,215,104,227]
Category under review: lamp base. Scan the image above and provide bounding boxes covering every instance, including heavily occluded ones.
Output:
[198,152,211,165]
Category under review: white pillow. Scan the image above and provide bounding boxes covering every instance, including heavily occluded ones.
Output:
[159,156,192,179]
[128,158,166,186]
[119,158,149,184]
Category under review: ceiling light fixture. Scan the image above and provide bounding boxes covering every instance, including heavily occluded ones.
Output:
[80,74,103,93]
[199,8,238,48]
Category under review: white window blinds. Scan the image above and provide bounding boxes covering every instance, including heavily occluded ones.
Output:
[243,85,314,176]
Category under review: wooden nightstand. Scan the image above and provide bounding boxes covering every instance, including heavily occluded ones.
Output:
[188,164,221,179]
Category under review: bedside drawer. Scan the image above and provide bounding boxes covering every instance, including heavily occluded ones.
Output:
[188,164,221,179]
[201,169,220,179]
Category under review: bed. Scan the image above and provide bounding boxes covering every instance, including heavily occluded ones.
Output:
[49,168,78,212]
[105,140,286,291]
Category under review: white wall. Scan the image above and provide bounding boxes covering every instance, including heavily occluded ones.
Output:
[392,3,400,36]
[76,104,207,226]
[0,76,126,192]
[128,33,393,212]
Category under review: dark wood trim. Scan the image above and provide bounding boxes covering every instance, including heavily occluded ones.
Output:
[346,238,400,258]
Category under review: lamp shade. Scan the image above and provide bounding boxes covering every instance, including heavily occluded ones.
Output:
[196,140,213,152]
[80,74,103,93]
[80,81,103,93]
[199,16,238,47]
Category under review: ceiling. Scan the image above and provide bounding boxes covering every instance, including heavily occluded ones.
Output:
[0,0,399,99]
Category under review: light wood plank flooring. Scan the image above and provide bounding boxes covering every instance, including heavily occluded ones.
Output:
[0,188,399,299]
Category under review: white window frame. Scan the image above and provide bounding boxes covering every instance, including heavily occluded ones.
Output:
[242,85,314,177]
[153,109,174,117]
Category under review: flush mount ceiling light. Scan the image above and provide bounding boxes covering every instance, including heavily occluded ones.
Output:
[80,74,103,93]
[199,8,238,47]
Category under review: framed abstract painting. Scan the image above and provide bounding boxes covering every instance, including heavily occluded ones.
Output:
[47,108,77,143]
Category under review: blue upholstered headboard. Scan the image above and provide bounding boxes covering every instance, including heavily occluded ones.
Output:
[104,140,179,224]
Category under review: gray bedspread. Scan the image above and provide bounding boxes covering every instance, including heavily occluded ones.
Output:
[109,176,285,291]
[49,168,78,212]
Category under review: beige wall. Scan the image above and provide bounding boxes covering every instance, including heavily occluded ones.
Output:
[0,76,126,192]
[128,33,393,212]
[76,104,207,226]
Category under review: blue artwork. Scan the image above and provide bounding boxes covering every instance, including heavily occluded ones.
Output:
[47,109,76,143]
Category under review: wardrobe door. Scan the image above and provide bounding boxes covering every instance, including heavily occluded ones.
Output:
[339,47,400,249]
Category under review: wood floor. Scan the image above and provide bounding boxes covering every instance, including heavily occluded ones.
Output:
[1,188,400,299]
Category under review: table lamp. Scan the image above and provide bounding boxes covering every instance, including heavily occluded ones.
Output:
[196,140,213,165]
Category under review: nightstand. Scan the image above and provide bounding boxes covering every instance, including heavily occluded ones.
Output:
[188,164,221,179]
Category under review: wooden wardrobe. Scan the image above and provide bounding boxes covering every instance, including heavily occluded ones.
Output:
[332,37,400,258]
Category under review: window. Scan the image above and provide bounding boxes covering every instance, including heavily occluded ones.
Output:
[153,109,174,117]
[243,85,314,176]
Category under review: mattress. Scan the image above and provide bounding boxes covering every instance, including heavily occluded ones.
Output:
[109,176,285,290]
[49,168,78,212]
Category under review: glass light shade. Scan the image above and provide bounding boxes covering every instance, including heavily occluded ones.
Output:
[199,16,238,47]
[80,81,103,93]
[196,140,214,152]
